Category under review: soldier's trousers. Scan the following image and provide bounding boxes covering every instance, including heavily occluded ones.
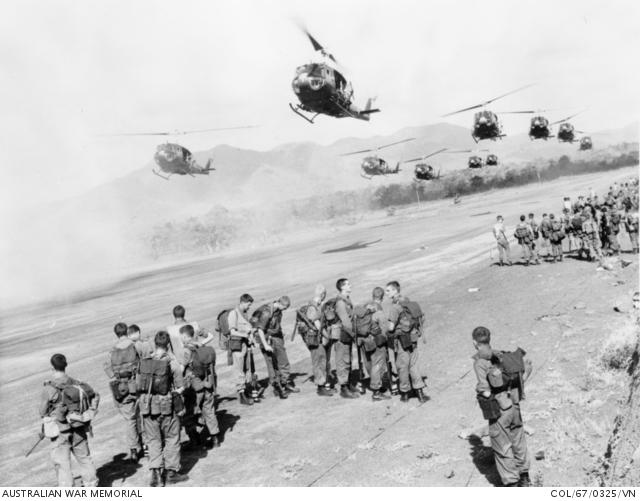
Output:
[262,336,291,385]
[550,242,563,260]
[308,344,327,386]
[488,409,520,486]
[51,428,97,487]
[324,338,338,382]
[116,395,142,451]
[335,340,352,385]
[395,341,424,393]
[184,388,219,438]
[143,413,181,471]
[630,231,639,251]
[363,346,387,391]
[232,345,250,392]
[511,404,530,474]
[496,240,511,264]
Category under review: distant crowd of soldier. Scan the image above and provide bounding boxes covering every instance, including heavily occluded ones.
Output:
[492,178,639,266]
[38,279,431,487]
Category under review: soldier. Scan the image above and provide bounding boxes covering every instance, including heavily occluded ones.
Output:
[138,331,188,486]
[334,278,359,399]
[227,294,265,405]
[180,324,219,449]
[166,305,214,368]
[362,287,391,401]
[128,324,154,359]
[539,213,551,258]
[104,322,143,462]
[582,211,602,262]
[625,210,639,253]
[386,281,427,403]
[527,213,541,256]
[608,208,622,256]
[472,326,532,487]
[39,354,99,487]
[514,215,539,265]
[561,208,574,253]
[252,296,298,398]
[296,285,333,397]
[548,213,565,263]
[492,215,512,266]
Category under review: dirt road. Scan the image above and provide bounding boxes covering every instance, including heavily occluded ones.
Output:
[1,167,637,486]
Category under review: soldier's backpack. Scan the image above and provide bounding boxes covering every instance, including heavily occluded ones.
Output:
[352,304,382,338]
[488,348,526,398]
[321,298,339,326]
[137,358,171,395]
[514,225,531,243]
[189,345,216,380]
[550,220,565,241]
[571,215,583,232]
[397,300,424,334]
[110,344,139,379]
[48,378,96,427]
[216,309,232,351]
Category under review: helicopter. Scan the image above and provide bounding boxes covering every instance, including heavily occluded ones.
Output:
[486,154,499,166]
[579,136,593,151]
[400,148,448,181]
[554,112,585,143]
[290,27,380,124]
[528,115,553,140]
[442,85,535,142]
[341,138,415,179]
[101,125,255,180]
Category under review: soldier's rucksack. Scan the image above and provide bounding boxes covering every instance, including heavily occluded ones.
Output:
[582,220,596,235]
[216,309,232,351]
[571,215,583,232]
[488,348,526,398]
[397,300,424,334]
[137,358,171,395]
[296,304,318,336]
[514,225,531,243]
[352,304,381,338]
[189,345,215,380]
[110,344,139,379]
[48,378,96,427]
[321,298,339,325]
[550,220,565,241]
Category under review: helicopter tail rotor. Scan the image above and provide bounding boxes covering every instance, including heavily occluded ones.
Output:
[204,159,215,172]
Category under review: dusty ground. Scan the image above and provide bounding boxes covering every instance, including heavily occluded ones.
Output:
[1,166,638,487]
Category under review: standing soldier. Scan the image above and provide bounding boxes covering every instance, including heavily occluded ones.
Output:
[296,285,334,397]
[608,208,622,256]
[166,305,214,368]
[138,331,188,486]
[334,278,359,399]
[492,215,512,266]
[571,210,585,257]
[527,213,541,257]
[362,287,391,401]
[104,322,143,463]
[39,354,99,487]
[561,208,574,253]
[539,213,551,258]
[252,296,298,398]
[548,214,566,263]
[128,324,154,359]
[471,327,532,487]
[180,324,219,449]
[625,210,639,253]
[582,211,603,262]
[227,294,265,405]
[386,281,427,403]
[514,215,539,265]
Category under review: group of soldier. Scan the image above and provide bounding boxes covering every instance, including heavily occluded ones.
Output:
[492,178,640,266]
[38,278,431,487]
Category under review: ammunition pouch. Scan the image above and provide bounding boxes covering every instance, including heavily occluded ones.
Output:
[375,333,387,348]
[477,394,502,421]
[398,332,413,350]
[42,416,59,439]
[329,324,342,340]
[339,330,353,344]
[229,336,245,353]
[362,334,377,353]
[304,330,321,349]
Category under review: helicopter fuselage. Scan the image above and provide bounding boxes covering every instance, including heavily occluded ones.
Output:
[579,137,593,150]
[361,156,399,177]
[414,163,436,181]
[468,155,484,169]
[472,110,503,141]
[485,154,499,166]
[557,123,576,143]
[153,143,213,178]
[529,116,552,140]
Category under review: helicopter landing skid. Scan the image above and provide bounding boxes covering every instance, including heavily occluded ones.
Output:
[152,169,171,180]
[289,103,318,124]
[360,174,373,180]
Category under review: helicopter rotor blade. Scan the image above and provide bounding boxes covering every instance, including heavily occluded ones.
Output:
[98,125,258,138]
[297,22,339,64]
[442,84,536,118]
[341,137,415,157]
[402,147,448,164]
[550,109,586,125]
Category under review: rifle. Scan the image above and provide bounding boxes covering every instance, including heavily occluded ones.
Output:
[290,321,299,342]
[25,431,45,457]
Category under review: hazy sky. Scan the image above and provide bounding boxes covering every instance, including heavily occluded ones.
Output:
[1,0,638,215]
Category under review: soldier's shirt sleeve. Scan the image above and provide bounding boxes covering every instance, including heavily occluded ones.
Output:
[373,310,388,336]
[335,300,353,335]
[103,351,114,378]
[39,386,52,417]
[473,358,491,395]
[388,303,401,328]
[170,360,184,389]
[228,309,239,333]
[253,308,270,331]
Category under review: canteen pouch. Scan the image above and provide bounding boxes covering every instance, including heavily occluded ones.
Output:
[109,380,128,403]
[305,331,320,349]
[150,394,162,415]
[339,330,353,344]
[375,333,387,348]
[159,394,173,416]
[398,332,413,350]
[477,394,502,421]
[228,336,244,353]
[362,334,377,353]
[138,394,151,416]
[172,393,185,417]
[43,416,59,439]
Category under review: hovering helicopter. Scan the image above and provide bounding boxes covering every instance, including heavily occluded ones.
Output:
[555,112,585,143]
[399,148,448,181]
[102,125,255,180]
[528,115,553,140]
[341,138,415,179]
[290,27,380,124]
[468,156,484,169]
[486,154,499,166]
[579,136,593,151]
[442,85,535,142]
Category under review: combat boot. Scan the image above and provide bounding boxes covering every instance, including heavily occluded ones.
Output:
[165,470,189,485]
[340,385,357,399]
[285,381,300,393]
[518,472,531,487]
[317,385,334,397]
[372,390,391,401]
[205,434,220,449]
[149,468,162,487]
[416,388,428,403]
[348,384,362,397]
[400,392,410,402]
[238,391,253,406]
[273,382,288,399]
[128,448,139,463]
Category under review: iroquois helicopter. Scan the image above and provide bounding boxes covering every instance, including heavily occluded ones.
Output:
[486,154,499,166]
[400,148,448,181]
[102,125,255,180]
[554,112,585,143]
[579,136,593,151]
[442,85,535,142]
[528,115,553,140]
[290,27,380,124]
[341,138,415,179]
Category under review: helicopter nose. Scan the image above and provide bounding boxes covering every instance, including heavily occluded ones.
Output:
[478,116,488,125]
